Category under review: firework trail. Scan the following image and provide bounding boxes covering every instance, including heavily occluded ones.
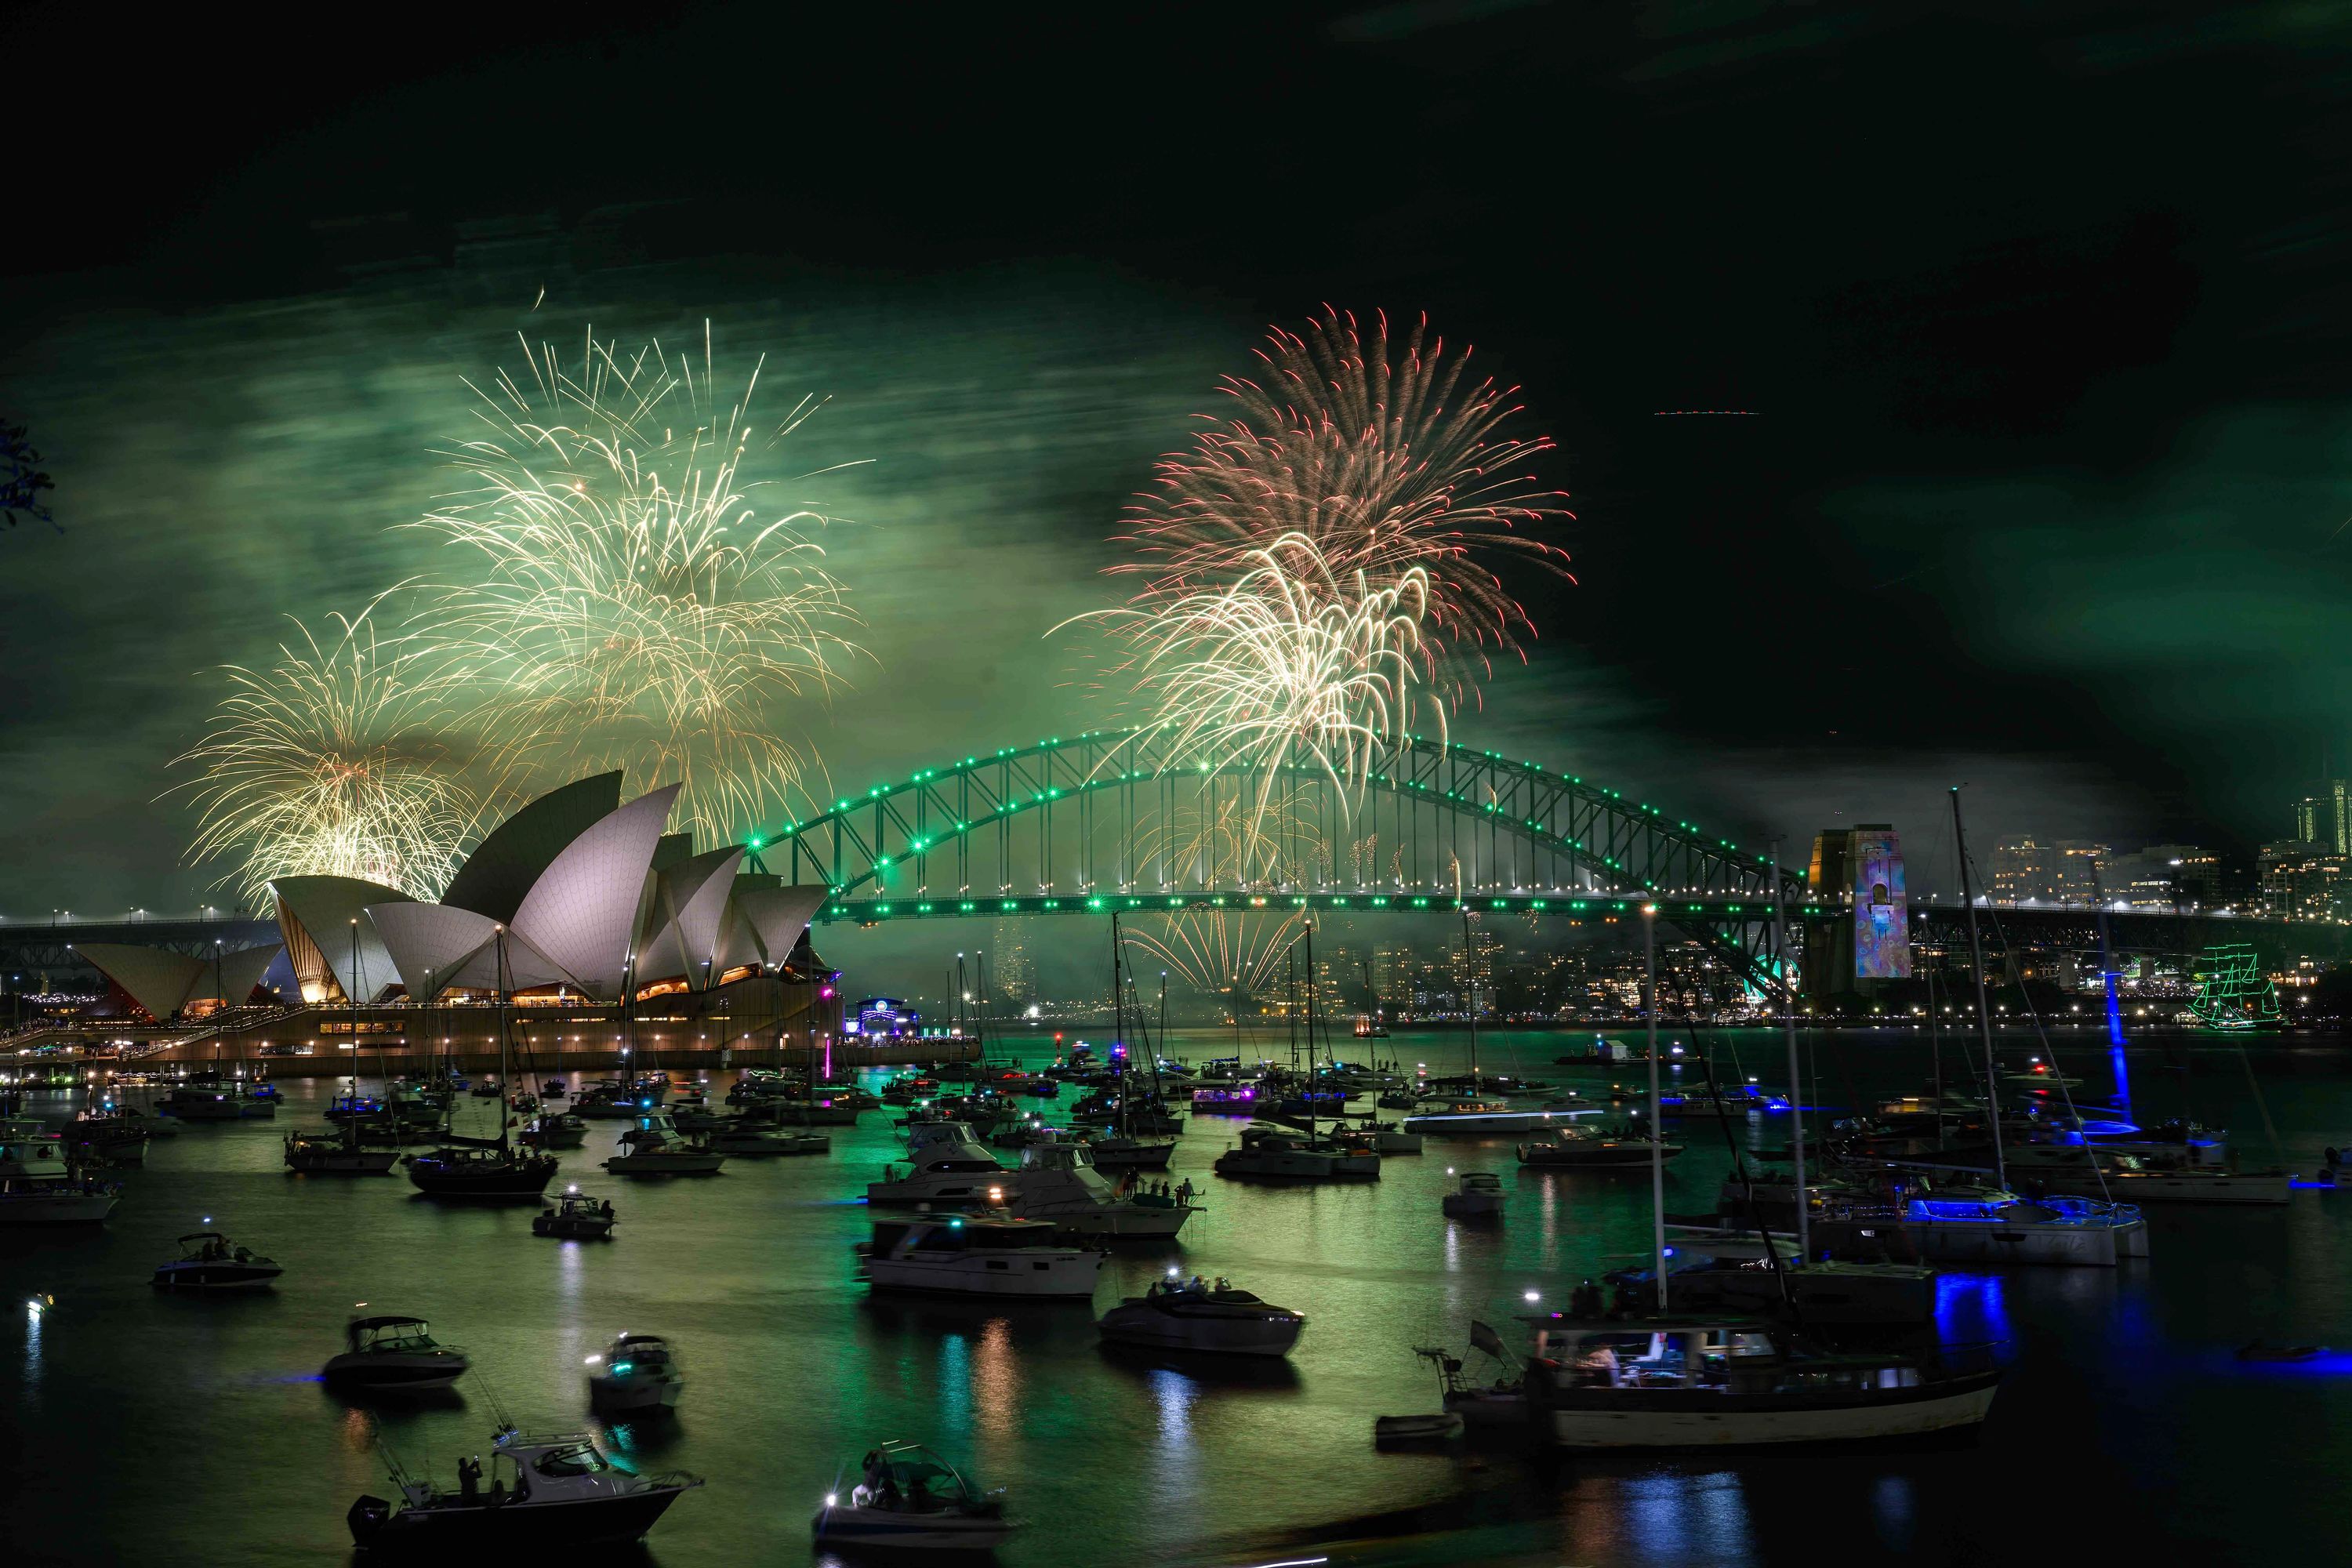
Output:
[1113,306,1573,699]
[415,325,864,847]
[172,591,482,907]
[1120,778,1317,1000]
[1122,908,1304,1001]
[1100,533,1436,826]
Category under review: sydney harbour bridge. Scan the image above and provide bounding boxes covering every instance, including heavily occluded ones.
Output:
[9,724,2346,1001]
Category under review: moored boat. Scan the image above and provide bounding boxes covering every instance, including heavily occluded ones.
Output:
[347,1427,699,1550]
[812,1441,1015,1552]
[153,1231,284,1290]
[323,1315,469,1390]
[1097,1273,1304,1356]
[858,1212,1103,1298]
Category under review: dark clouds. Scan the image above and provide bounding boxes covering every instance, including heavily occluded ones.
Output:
[5,0,2351,936]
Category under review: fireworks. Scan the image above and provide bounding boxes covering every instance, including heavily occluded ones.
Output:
[1122,908,1304,1001]
[1117,534,1437,819]
[1116,307,1573,695]
[416,325,862,847]
[172,593,481,906]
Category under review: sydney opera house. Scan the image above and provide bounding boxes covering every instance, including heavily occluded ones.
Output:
[72,775,846,1068]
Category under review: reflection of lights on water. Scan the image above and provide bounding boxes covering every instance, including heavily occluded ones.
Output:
[1147,1366,1194,1446]
[972,1319,1019,1438]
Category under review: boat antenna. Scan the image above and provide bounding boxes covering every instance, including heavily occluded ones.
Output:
[1111,913,1127,1141]
[1949,786,2005,1192]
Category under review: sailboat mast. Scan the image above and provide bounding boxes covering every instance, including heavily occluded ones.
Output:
[1951,787,2005,1190]
[1769,842,1808,1263]
[495,927,513,1150]
[1110,915,1127,1138]
[1460,901,1479,1090]
[1302,920,1318,1142]
[1643,903,1667,1310]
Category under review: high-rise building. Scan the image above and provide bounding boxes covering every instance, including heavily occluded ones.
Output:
[2100,844,2222,910]
[2259,841,2350,921]
[1992,837,2107,903]
[988,920,1034,1004]
[2295,780,2350,855]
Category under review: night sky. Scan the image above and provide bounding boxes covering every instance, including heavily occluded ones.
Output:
[6,2,2350,933]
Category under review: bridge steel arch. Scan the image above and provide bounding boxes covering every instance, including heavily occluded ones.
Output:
[753,726,1811,990]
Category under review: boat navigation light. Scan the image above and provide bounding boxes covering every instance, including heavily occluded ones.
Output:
[826,1494,837,1508]
[1523,1289,1541,1304]
[585,1354,601,1365]
[1167,1265,1181,1278]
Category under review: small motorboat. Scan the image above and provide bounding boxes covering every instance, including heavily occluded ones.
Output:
[540,1079,568,1099]
[153,1231,284,1290]
[1373,1412,1464,1445]
[2239,1342,2324,1363]
[603,1113,727,1176]
[813,1441,1016,1552]
[323,1315,469,1390]
[1097,1272,1305,1357]
[348,1427,699,1549]
[533,1189,617,1240]
[1442,1170,1508,1220]
[586,1332,683,1411]
[518,1112,588,1150]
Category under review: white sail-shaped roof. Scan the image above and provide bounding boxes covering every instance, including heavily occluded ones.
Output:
[635,845,746,989]
[510,785,682,1000]
[735,884,831,965]
[367,903,583,1001]
[191,943,285,1007]
[75,943,205,1022]
[270,875,411,1002]
[710,899,764,975]
[440,772,622,924]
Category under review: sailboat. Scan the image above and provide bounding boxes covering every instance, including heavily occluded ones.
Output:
[288,927,401,1174]
[1088,919,1180,1173]
[405,928,561,1199]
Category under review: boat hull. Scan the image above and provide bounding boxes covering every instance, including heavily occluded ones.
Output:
[153,1261,281,1290]
[865,1255,1102,1298]
[0,1192,119,1224]
[405,1156,560,1199]
[353,1484,689,1549]
[602,1153,727,1175]
[811,1504,1014,1551]
[1540,1373,2001,1448]
[1097,1306,1302,1356]
[322,1352,468,1389]
[1896,1216,2145,1265]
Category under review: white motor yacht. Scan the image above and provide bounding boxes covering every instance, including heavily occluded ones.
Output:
[0,1118,120,1224]
[586,1332,683,1410]
[323,1315,470,1390]
[1442,1170,1508,1219]
[153,1231,283,1290]
[534,1189,618,1240]
[349,1428,700,1549]
[865,1123,1014,1207]
[603,1113,727,1176]
[858,1213,1104,1298]
[1097,1273,1304,1356]
[1007,1143,1196,1239]
[519,1112,589,1150]
[813,1441,1016,1552]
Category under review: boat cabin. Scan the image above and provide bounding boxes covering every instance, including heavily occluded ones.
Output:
[347,1316,451,1356]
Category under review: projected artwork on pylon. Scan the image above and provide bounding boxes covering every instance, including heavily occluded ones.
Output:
[1853,827,1911,978]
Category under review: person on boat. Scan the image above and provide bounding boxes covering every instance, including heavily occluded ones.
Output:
[1178,1178,1195,1203]
[458,1457,480,1504]
[601,1199,615,1219]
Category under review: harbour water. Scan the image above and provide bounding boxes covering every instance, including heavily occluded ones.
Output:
[9,1028,2352,1566]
